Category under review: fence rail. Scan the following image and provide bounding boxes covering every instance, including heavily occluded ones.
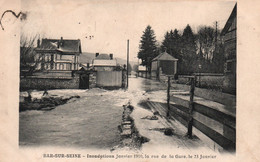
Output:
[167,76,236,151]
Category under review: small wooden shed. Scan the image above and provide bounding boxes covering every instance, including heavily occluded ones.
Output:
[151,52,178,79]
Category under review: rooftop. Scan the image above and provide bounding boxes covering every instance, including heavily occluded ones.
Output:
[38,38,82,54]
[152,52,178,61]
[93,59,117,67]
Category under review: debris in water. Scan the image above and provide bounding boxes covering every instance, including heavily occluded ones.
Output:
[141,115,158,120]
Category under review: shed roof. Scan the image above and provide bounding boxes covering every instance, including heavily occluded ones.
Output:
[152,52,178,61]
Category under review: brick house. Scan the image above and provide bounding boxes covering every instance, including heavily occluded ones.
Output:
[36,37,82,71]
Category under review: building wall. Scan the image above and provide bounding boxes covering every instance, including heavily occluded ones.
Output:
[36,52,80,71]
[94,66,115,71]
[223,16,236,94]
[151,60,177,80]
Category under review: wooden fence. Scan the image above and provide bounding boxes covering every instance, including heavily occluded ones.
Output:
[96,71,122,88]
[167,76,236,151]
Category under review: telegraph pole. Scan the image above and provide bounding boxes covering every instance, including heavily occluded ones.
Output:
[215,21,218,43]
[127,40,129,88]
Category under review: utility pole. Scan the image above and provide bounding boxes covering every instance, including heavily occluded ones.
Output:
[127,40,129,88]
[215,21,218,43]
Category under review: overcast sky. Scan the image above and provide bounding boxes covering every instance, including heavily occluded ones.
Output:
[21,0,236,62]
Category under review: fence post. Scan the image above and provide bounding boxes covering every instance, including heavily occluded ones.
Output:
[187,76,195,138]
[167,76,171,117]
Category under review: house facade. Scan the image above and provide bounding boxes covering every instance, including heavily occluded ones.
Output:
[36,37,82,71]
[221,4,237,94]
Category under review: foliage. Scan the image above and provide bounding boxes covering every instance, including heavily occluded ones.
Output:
[138,24,226,75]
[161,29,182,59]
[138,25,159,72]
[180,24,197,74]
[197,26,215,61]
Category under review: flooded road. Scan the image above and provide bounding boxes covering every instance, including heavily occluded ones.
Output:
[19,77,167,149]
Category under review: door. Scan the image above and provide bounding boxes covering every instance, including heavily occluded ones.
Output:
[79,73,89,89]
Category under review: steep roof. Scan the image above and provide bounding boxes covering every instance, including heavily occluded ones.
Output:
[38,38,82,54]
[152,52,178,61]
[221,3,237,36]
[79,52,95,64]
[95,54,111,60]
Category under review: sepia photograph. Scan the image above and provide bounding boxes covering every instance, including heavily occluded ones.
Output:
[1,0,260,161]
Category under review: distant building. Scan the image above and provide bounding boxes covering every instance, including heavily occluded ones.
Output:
[92,53,117,71]
[36,37,82,71]
[78,52,96,70]
[137,65,147,78]
[151,52,178,80]
[221,3,237,94]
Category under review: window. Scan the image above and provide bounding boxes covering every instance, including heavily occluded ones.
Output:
[61,63,64,70]
[226,60,235,73]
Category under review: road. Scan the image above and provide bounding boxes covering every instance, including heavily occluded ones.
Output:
[19,76,168,149]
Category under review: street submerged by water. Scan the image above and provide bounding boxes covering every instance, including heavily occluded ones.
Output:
[20,76,219,153]
[19,77,167,149]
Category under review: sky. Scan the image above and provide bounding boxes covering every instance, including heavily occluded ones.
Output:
[20,0,236,62]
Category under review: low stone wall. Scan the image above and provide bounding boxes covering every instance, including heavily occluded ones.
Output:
[20,76,79,90]
[178,74,224,90]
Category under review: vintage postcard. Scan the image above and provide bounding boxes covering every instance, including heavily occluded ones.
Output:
[0,0,259,161]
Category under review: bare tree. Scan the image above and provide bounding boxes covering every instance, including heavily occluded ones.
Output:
[20,34,42,76]
[197,26,215,61]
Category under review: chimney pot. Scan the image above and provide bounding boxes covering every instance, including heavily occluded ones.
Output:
[59,37,64,47]
[109,53,113,60]
[37,39,40,48]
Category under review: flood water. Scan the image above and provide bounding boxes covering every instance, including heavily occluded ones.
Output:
[19,77,167,149]
[19,76,230,150]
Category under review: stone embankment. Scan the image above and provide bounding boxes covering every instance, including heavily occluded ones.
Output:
[111,103,149,151]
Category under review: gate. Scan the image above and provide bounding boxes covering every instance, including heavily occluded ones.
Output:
[96,71,122,88]
[79,73,89,89]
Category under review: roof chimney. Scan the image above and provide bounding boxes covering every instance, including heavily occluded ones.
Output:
[60,37,64,47]
[37,39,40,48]
[109,53,113,60]
[95,53,99,57]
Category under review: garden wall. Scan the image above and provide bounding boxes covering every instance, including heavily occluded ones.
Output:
[20,76,79,90]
